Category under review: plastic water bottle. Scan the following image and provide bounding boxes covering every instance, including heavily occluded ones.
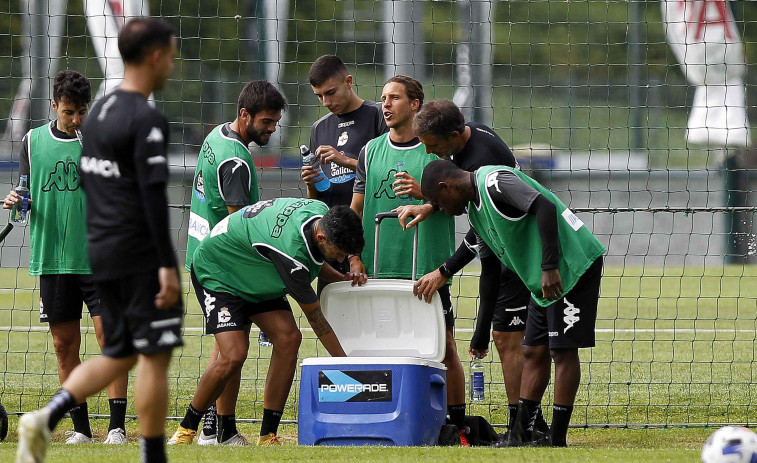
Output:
[469,355,485,402]
[301,145,331,192]
[258,331,272,347]
[395,160,411,203]
[10,175,30,224]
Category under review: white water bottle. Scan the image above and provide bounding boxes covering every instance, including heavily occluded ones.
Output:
[470,355,485,402]
[301,145,331,192]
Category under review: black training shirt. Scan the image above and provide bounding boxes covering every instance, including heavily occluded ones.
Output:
[80,89,177,280]
[309,100,387,207]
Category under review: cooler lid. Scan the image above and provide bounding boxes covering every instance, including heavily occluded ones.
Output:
[301,356,446,370]
[320,280,446,363]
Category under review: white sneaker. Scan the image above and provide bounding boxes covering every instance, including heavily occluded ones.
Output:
[64,431,94,444]
[103,428,127,444]
[219,433,249,446]
[16,408,52,463]
[197,430,217,446]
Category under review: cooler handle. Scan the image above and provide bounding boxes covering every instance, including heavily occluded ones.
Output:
[374,212,419,281]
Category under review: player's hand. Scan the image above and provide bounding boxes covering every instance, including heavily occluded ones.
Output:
[301,165,325,185]
[469,347,489,359]
[393,203,434,230]
[2,190,32,210]
[541,268,563,301]
[349,256,367,277]
[342,271,368,287]
[156,267,180,309]
[316,145,351,168]
[413,269,449,303]
[392,172,423,199]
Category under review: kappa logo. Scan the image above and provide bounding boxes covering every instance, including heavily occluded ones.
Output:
[203,290,216,318]
[157,330,179,346]
[43,160,81,191]
[337,130,349,147]
[337,120,355,128]
[146,127,164,143]
[271,199,312,238]
[374,169,400,199]
[39,298,46,318]
[509,316,524,326]
[563,300,581,333]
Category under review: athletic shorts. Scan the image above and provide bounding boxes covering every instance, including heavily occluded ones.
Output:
[39,274,101,323]
[94,270,184,358]
[439,284,454,328]
[190,269,292,335]
[523,257,603,349]
[491,266,531,333]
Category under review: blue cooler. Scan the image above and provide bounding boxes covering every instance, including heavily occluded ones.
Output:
[298,279,448,446]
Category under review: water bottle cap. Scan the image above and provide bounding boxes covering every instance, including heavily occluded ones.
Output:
[300,145,310,156]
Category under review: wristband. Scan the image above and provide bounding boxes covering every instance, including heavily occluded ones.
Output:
[438,263,453,279]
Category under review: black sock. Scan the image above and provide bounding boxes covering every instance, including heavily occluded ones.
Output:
[179,404,205,432]
[140,435,167,463]
[534,405,550,435]
[46,389,77,432]
[507,403,518,432]
[447,404,466,430]
[217,414,238,442]
[550,404,574,447]
[202,404,217,435]
[260,409,283,437]
[69,402,92,438]
[108,398,127,431]
[512,398,540,442]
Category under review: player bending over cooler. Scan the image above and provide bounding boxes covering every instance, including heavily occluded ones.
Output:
[169,199,366,446]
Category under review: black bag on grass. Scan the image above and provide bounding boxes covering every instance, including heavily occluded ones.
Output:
[463,415,500,446]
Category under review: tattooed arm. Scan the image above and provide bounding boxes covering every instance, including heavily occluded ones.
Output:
[301,301,346,357]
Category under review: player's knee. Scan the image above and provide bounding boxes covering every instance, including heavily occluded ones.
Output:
[522,344,547,362]
[550,348,579,365]
[493,331,522,353]
[52,330,80,356]
[274,328,302,354]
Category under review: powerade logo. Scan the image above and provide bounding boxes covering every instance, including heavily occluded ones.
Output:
[318,370,392,402]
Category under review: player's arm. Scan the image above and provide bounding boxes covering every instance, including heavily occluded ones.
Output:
[315,145,357,171]
[3,133,32,210]
[133,111,180,309]
[413,228,478,303]
[218,157,252,215]
[318,261,367,286]
[350,145,368,219]
[261,247,347,356]
[488,171,562,300]
[302,134,322,199]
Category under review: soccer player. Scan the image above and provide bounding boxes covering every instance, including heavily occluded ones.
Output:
[419,159,606,447]
[171,199,365,446]
[349,76,469,446]
[303,54,387,292]
[183,80,286,445]
[397,99,547,437]
[2,70,129,445]
[16,17,182,463]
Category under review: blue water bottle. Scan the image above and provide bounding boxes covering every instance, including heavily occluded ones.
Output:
[10,175,30,224]
[259,331,272,347]
[301,145,331,192]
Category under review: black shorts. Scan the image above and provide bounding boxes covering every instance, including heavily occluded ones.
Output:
[39,274,101,323]
[439,284,454,328]
[491,265,530,333]
[523,257,603,349]
[95,270,184,358]
[190,269,292,335]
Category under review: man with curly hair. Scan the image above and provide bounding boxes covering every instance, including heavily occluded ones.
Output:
[3,70,129,445]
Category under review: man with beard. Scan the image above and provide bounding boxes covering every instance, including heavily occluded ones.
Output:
[173,80,286,446]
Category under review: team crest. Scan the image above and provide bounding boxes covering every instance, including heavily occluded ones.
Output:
[337,130,349,147]
[217,307,236,328]
[194,171,206,202]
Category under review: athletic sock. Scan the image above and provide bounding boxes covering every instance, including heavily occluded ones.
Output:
[179,404,205,432]
[140,435,167,463]
[46,389,77,431]
[447,404,466,430]
[202,404,217,436]
[550,404,574,447]
[534,404,550,435]
[69,402,92,438]
[108,398,127,431]
[217,414,238,442]
[507,403,519,433]
[513,398,540,442]
[260,409,283,437]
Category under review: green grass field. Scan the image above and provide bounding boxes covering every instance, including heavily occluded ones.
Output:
[0,264,755,460]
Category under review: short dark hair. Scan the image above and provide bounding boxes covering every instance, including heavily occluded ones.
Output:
[238,80,287,117]
[309,55,348,87]
[53,70,91,107]
[421,159,466,199]
[386,75,424,108]
[413,99,465,139]
[320,205,365,256]
[118,17,176,64]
